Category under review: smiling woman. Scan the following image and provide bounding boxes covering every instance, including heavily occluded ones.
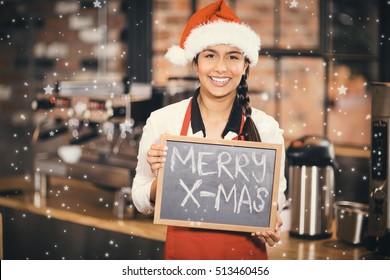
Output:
[193,45,249,139]
[132,0,287,260]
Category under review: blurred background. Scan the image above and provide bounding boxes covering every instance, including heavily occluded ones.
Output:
[0,0,389,260]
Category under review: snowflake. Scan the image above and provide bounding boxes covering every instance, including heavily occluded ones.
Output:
[120,120,133,135]
[44,85,54,95]
[289,0,298,8]
[337,84,347,95]
[93,0,102,8]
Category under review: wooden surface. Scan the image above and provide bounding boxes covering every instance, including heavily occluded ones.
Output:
[0,176,167,242]
[0,175,375,260]
[268,230,373,260]
[0,212,3,260]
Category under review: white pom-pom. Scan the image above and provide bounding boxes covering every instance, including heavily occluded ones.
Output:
[165,45,189,66]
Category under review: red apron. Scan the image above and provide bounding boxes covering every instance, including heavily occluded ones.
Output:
[163,99,267,260]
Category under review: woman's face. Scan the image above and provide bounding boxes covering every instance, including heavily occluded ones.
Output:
[195,44,248,100]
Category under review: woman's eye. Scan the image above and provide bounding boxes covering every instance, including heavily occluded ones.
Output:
[205,53,215,58]
[227,55,239,60]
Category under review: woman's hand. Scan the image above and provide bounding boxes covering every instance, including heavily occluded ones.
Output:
[251,212,283,247]
[146,144,167,176]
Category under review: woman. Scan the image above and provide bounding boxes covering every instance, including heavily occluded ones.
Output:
[132,0,286,259]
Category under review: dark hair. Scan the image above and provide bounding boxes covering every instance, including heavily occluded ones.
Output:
[237,66,261,142]
[193,55,261,142]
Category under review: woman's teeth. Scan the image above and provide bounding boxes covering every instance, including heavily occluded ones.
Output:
[211,77,230,84]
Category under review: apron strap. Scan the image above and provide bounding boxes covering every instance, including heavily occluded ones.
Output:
[180,97,245,139]
[180,98,192,136]
[233,114,245,140]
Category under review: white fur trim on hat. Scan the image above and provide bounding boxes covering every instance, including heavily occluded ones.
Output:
[165,45,191,66]
[165,20,261,67]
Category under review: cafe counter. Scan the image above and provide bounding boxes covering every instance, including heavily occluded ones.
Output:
[0,176,374,260]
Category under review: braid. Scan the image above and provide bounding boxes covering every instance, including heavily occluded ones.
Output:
[237,71,261,142]
[237,74,251,117]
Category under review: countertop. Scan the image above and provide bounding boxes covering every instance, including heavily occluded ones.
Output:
[267,230,373,260]
[0,175,375,260]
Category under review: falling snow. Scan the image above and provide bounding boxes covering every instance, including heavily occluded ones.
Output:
[0,0,382,262]
[337,84,348,95]
[289,0,298,8]
[43,85,54,95]
[93,0,102,8]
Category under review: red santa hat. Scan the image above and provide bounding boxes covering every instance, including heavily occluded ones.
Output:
[165,0,261,67]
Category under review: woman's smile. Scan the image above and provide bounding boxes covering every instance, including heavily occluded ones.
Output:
[209,76,231,86]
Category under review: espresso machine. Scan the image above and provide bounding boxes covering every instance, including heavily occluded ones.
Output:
[367,82,390,258]
[31,79,155,219]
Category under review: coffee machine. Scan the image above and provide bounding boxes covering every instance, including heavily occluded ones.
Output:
[367,82,390,258]
[31,79,156,219]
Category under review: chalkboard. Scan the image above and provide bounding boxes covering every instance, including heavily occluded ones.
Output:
[154,134,282,233]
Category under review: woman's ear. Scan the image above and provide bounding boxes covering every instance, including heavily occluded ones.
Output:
[192,61,199,73]
[243,62,249,75]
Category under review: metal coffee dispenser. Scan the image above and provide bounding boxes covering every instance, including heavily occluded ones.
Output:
[367,82,390,258]
[287,135,336,239]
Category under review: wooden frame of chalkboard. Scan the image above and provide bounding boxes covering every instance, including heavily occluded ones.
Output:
[154,134,282,233]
